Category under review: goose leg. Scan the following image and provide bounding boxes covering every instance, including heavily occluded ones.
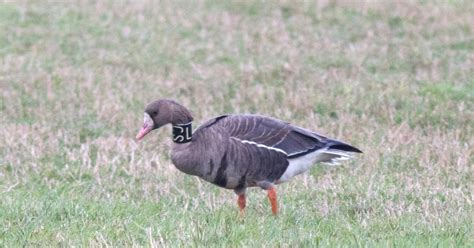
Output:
[238,194,246,214]
[234,188,246,215]
[267,187,278,215]
[257,181,278,215]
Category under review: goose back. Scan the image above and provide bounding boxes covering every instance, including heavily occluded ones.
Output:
[198,114,330,158]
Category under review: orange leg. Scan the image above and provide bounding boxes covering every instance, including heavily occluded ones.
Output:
[237,194,246,215]
[267,187,278,215]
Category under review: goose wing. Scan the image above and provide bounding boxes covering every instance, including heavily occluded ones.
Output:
[200,114,329,158]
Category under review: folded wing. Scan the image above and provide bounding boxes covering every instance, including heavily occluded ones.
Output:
[200,115,332,158]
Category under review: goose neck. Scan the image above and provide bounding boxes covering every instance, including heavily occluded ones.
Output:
[172,122,192,144]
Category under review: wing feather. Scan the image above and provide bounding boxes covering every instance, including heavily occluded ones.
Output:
[199,115,328,158]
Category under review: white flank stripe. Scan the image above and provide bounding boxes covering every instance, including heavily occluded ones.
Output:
[231,137,288,155]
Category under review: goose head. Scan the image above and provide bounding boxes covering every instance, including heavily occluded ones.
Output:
[136,99,193,140]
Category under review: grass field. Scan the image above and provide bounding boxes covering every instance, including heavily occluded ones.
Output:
[1,1,473,246]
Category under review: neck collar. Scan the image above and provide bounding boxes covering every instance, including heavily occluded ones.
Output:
[172,122,192,144]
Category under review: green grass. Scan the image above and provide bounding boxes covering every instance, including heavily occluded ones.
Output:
[1,1,473,246]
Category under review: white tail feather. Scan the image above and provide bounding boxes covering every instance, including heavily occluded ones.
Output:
[321,149,353,166]
[277,148,356,183]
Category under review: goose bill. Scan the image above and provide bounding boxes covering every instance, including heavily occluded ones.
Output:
[136,113,154,140]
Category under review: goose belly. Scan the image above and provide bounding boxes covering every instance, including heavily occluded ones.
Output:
[276,151,323,183]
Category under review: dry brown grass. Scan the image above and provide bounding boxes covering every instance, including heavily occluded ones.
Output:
[0,1,473,246]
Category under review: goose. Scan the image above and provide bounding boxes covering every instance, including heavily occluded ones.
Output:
[136,99,362,215]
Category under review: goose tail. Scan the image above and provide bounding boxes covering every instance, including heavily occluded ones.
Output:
[318,139,362,166]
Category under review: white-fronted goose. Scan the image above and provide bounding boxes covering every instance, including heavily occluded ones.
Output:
[136,99,362,215]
